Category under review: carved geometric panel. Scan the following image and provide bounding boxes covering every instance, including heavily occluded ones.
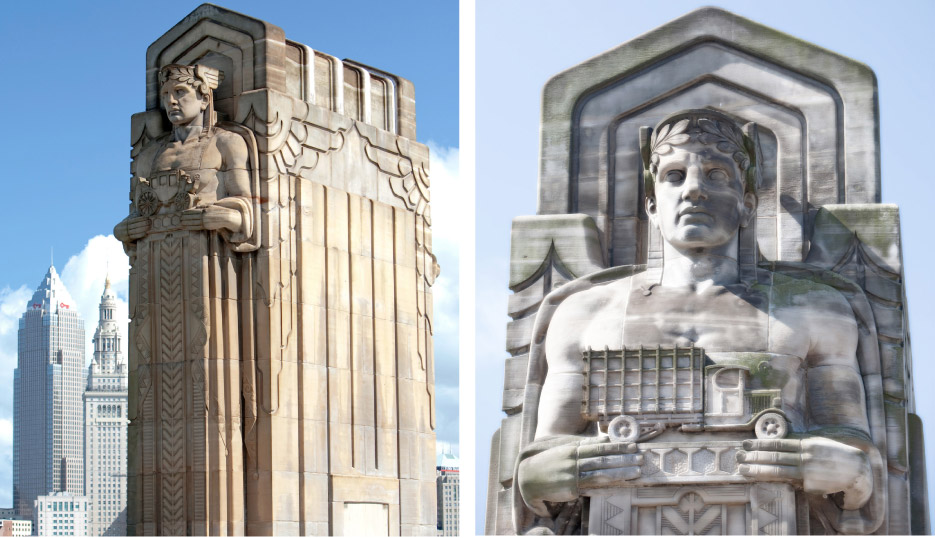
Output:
[590,483,796,535]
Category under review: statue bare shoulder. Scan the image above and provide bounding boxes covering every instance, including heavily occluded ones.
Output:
[766,272,861,368]
[545,276,635,372]
[204,128,249,175]
[538,275,636,438]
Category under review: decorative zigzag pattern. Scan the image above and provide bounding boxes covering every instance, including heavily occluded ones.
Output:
[158,237,186,535]
[161,473,186,536]
[138,243,155,528]
[189,237,207,523]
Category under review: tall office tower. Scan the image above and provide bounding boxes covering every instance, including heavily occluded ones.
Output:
[13,266,85,524]
[83,278,127,536]
[435,452,459,536]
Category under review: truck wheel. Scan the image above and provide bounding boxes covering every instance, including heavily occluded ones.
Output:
[608,415,640,442]
[754,412,788,439]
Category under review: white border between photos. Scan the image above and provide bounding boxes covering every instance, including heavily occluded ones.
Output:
[459,0,477,535]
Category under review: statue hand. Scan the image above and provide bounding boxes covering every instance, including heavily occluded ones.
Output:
[202,204,243,232]
[181,204,242,232]
[518,436,641,506]
[738,437,872,509]
[115,216,150,242]
[181,208,205,230]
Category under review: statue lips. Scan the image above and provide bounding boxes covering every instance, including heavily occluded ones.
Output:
[676,206,712,222]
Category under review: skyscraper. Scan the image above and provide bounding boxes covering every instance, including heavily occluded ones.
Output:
[436,451,459,536]
[13,266,85,524]
[84,277,127,536]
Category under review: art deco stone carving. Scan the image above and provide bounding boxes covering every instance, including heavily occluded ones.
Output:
[486,8,927,536]
[115,5,438,536]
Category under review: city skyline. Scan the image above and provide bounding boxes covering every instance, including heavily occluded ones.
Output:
[0,0,461,511]
[14,266,86,524]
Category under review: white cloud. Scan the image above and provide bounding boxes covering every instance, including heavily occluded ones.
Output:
[0,283,32,505]
[0,418,11,448]
[59,235,130,367]
[0,282,33,508]
[0,285,32,417]
[0,419,9,507]
[427,143,460,455]
[0,285,31,374]
[427,143,461,345]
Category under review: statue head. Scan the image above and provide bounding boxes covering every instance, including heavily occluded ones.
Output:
[158,64,222,129]
[641,109,762,252]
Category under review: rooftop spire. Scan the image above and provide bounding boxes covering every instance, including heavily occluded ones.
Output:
[28,264,77,314]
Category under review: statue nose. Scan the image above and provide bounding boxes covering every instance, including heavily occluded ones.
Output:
[682,168,706,201]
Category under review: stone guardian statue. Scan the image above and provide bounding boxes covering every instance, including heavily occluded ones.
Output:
[115,63,261,535]
[512,109,885,535]
[486,8,926,537]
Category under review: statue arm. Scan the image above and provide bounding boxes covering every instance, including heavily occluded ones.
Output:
[739,289,875,510]
[183,131,255,244]
[516,300,641,519]
[800,305,875,510]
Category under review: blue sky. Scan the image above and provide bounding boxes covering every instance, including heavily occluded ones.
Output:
[0,0,459,509]
[475,0,935,533]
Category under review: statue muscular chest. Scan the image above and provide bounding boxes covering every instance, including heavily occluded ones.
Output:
[146,136,223,203]
[579,282,771,353]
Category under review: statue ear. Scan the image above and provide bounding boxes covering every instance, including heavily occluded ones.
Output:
[640,125,656,223]
[645,194,658,222]
[740,191,757,228]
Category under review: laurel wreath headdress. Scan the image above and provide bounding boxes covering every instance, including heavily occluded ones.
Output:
[641,109,762,197]
[158,64,222,98]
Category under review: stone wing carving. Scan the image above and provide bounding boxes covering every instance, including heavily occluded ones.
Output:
[240,92,433,226]
[804,204,918,534]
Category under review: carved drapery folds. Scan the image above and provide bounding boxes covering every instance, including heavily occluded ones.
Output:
[122,4,437,535]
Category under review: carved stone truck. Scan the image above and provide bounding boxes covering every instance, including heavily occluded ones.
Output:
[581,345,789,442]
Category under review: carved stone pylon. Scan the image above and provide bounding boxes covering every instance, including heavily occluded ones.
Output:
[119,5,438,535]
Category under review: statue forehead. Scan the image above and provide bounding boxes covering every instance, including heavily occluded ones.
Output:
[656,141,738,166]
[160,79,197,90]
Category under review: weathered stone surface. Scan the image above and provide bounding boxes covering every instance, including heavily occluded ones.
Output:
[487,9,926,534]
[118,4,437,535]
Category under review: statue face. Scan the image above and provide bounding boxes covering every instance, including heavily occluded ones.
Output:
[160,80,207,126]
[647,140,755,250]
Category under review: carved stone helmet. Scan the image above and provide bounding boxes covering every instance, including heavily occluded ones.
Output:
[640,108,763,199]
[158,64,223,130]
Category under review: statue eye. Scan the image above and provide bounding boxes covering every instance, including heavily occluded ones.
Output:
[708,169,729,182]
[664,170,684,183]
